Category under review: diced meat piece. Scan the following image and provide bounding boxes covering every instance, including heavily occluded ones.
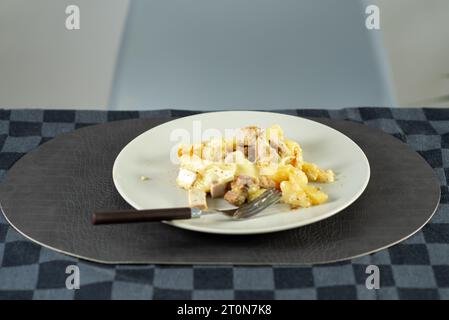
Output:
[210,182,229,198]
[259,176,276,189]
[256,136,280,163]
[235,126,261,147]
[224,189,248,206]
[224,175,259,206]
[245,145,259,162]
[269,139,288,156]
[231,175,257,190]
[188,189,208,210]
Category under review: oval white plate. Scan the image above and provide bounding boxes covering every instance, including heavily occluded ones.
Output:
[113,111,370,235]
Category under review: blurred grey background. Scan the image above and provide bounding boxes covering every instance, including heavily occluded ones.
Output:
[0,0,448,110]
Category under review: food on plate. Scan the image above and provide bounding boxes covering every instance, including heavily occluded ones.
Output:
[176,125,334,210]
[188,189,208,210]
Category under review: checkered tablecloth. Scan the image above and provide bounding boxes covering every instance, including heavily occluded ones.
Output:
[0,108,448,300]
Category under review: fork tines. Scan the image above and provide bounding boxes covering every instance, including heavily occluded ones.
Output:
[233,189,282,219]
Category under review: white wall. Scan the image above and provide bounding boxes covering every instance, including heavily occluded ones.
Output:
[0,0,129,109]
[377,0,449,107]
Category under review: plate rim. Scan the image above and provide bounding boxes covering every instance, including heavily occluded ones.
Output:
[112,111,371,235]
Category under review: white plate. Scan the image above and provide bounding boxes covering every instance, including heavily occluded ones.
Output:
[113,111,370,235]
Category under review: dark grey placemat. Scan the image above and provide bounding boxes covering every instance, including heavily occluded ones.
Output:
[0,117,440,264]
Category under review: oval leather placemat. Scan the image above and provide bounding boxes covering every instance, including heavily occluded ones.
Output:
[0,117,441,264]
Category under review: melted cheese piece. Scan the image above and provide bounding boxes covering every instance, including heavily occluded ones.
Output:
[193,164,236,192]
[176,168,197,189]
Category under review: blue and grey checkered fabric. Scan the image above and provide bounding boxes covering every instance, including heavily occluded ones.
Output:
[0,108,448,300]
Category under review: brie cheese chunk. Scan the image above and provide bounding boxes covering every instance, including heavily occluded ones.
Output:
[176,168,197,189]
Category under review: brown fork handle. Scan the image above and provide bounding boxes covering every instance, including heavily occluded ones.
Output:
[92,207,192,225]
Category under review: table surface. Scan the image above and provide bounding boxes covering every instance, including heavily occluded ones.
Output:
[0,108,448,300]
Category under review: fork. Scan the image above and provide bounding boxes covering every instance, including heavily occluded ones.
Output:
[92,189,281,225]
